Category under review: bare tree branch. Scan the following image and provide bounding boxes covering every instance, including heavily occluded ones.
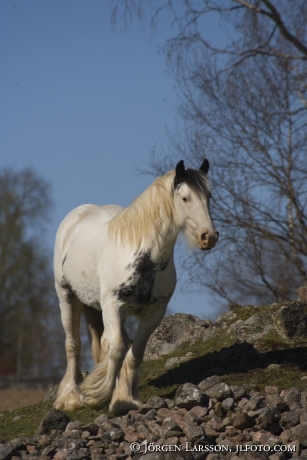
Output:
[110,0,307,305]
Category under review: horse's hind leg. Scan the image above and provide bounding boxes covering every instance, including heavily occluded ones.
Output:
[83,306,103,364]
[54,285,84,411]
[80,303,127,410]
[83,305,104,364]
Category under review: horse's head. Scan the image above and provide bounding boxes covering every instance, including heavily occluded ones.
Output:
[173,159,219,250]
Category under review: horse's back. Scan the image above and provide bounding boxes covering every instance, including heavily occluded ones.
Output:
[62,204,123,226]
[56,204,122,245]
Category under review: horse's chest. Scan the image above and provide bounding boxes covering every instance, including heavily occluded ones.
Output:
[114,251,172,314]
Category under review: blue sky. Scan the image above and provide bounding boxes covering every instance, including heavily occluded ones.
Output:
[1,1,224,320]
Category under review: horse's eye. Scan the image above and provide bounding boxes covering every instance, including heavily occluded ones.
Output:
[182,197,188,202]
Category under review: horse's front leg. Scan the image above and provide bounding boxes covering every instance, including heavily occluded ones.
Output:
[80,300,127,410]
[109,306,166,415]
[54,287,84,411]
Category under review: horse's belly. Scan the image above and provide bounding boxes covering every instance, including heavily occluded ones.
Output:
[70,278,101,309]
[62,260,101,309]
[74,279,101,309]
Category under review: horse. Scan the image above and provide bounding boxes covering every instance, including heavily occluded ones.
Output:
[53,159,219,415]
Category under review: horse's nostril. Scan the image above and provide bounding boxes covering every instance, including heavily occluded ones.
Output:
[201,232,208,242]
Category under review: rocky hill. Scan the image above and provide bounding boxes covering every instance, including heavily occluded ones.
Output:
[142,297,307,394]
[1,293,307,459]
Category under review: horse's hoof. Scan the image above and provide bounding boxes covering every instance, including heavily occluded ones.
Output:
[109,399,141,416]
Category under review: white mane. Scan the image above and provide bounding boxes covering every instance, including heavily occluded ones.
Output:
[108,171,176,249]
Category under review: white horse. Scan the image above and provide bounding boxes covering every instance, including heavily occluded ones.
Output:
[54,159,218,415]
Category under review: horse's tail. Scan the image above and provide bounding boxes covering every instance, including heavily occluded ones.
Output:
[83,305,104,364]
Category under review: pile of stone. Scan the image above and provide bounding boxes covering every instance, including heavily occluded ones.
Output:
[1,375,307,460]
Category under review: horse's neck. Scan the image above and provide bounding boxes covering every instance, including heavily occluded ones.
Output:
[120,173,180,259]
[145,219,179,264]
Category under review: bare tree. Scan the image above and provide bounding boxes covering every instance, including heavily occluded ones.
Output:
[0,168,65,378]
[111,0,307,305]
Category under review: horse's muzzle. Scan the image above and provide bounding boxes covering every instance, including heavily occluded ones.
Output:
[198,230,219,250]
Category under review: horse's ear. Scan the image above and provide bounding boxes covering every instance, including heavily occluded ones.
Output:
[199,159,209,174]
[174,160,185,188]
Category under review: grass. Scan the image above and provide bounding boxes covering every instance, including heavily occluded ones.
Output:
[1,300,307,441]
[0,400,103,441]
[0,400,53,441]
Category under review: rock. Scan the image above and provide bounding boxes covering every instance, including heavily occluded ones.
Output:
[203,383,233,402]
[264,394,287,412]
[65,421,82,433]
[232,412,254,429]
[230,384,249,401]
[109,428,125,441]
[81,423,99,435]
[264,386,279,395]
[182,424,204,442]
[165,399,175,409]
[144,313,213,360]
[273,302,307,338]
[12,415,26,422]
[143,396,167,411]
[255,407,281,433]
[41,445,57,457]
[0,445,15,460]
[198,376,221,392]
[247,395,265,411]
[279,410,300,430]
[142,409,158,423]
[213,402,225,417]
[290,422,307,446]
[267,364,281,370]
[175,383,207,409]
[228,311,275,344]
[183,412,199,427]
[94,413,109,425]
[222,398,235,412]
[282,388,301,410]
[205,414,224,432]
[189,406,208,420]
[7,439,26,451]
[215,309,236,325]
[36,408,71,435]
[159,418,183,438]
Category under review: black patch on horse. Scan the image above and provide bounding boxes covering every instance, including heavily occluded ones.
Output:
[114,251,168,305]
